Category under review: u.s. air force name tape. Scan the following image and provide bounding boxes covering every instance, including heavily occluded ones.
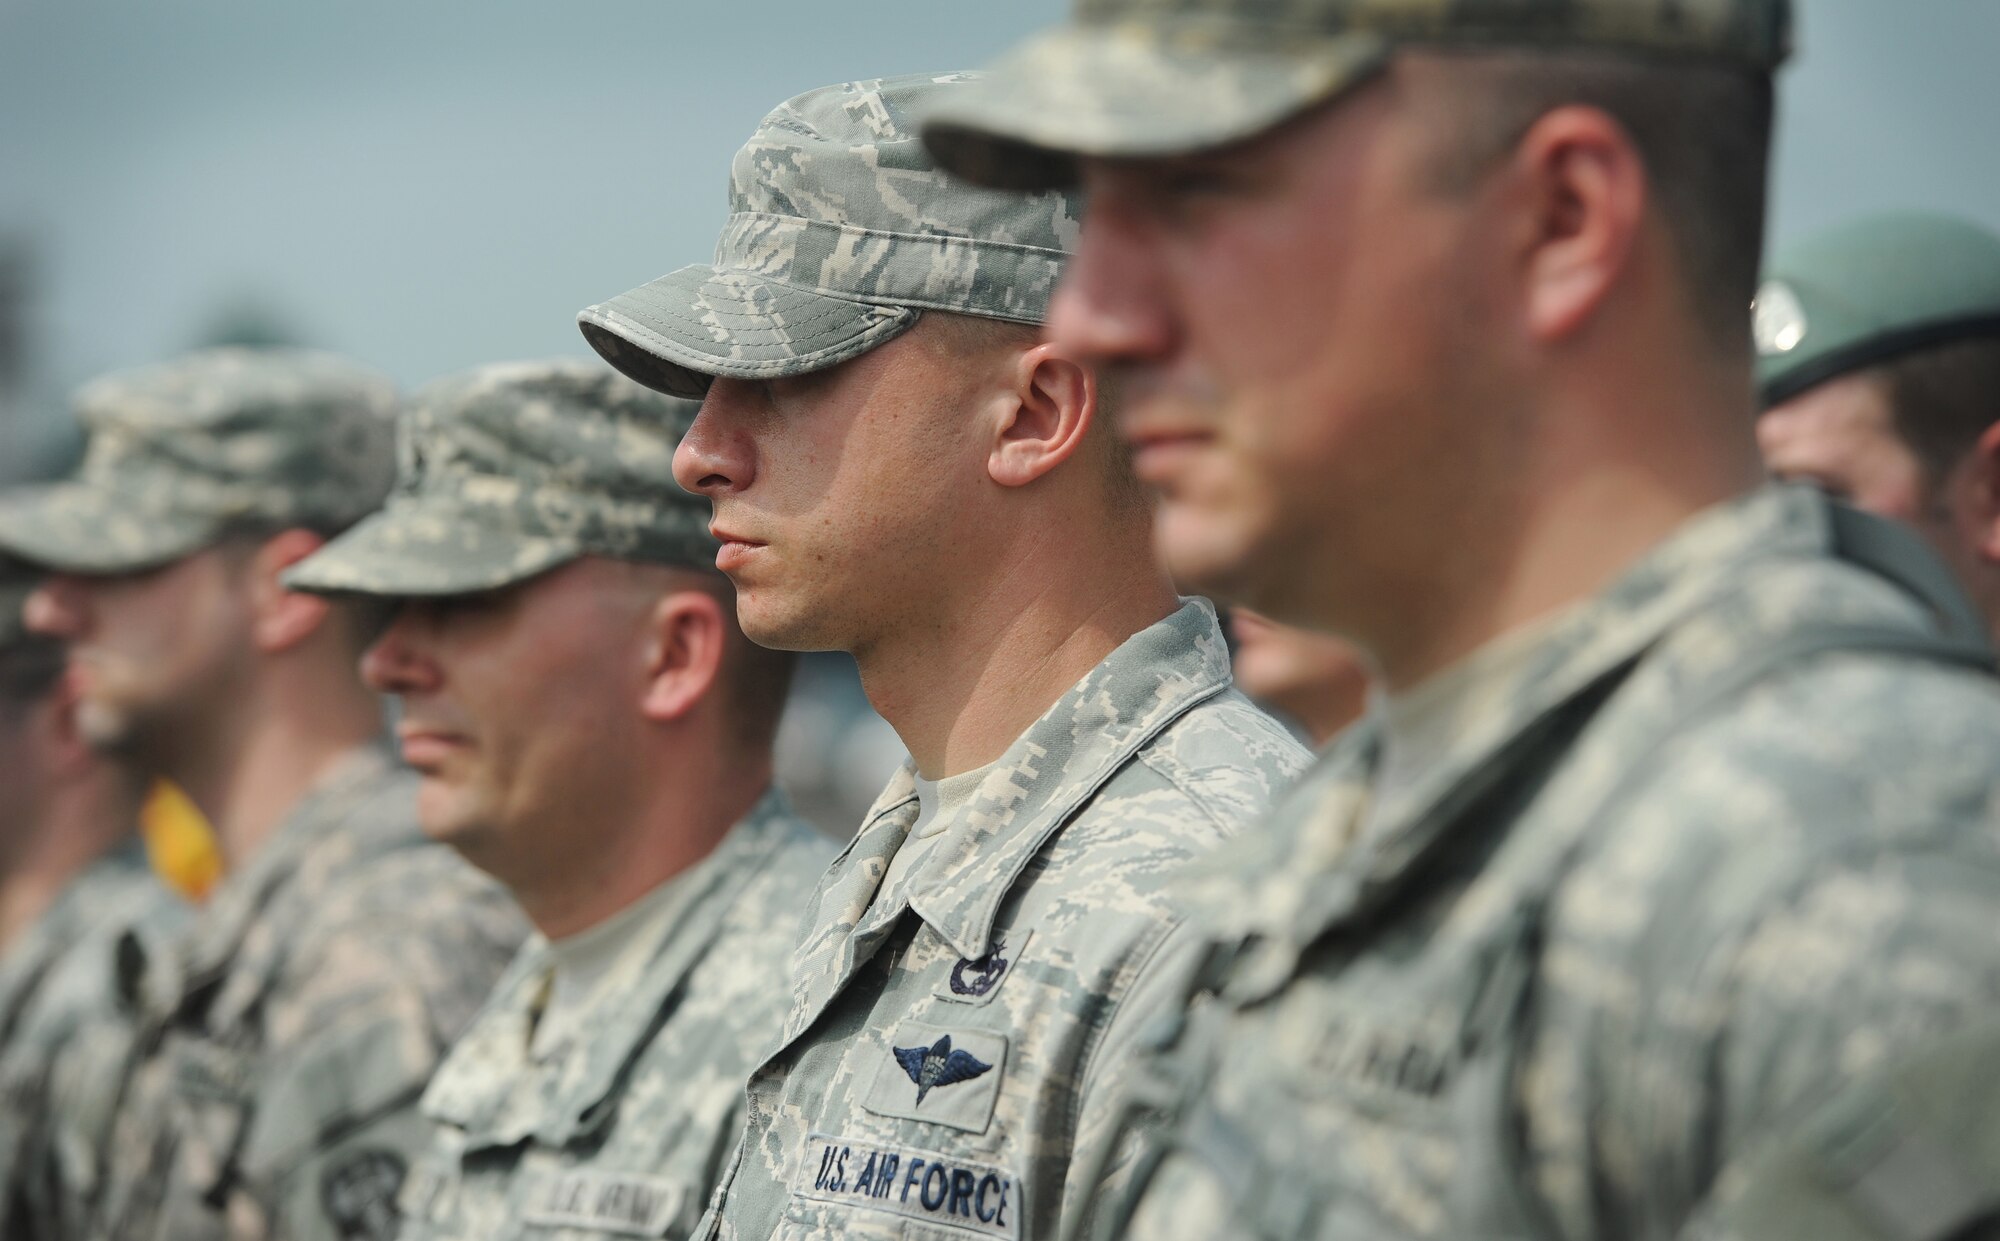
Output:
[792,1132,1021,1240]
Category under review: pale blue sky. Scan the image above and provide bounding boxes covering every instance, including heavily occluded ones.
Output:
[2,0,1995,468]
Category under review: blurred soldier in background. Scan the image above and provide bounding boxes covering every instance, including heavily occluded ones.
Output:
[285,360,831,1241]
[1758,212,2000,641]
[929,0,2000,1238]
[1226,608,1371,746]
[579,74,1309,1241]
[0,347,525,1241]
[0,557,185,1239]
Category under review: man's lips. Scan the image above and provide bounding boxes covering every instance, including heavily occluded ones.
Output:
[396,727,469,769]
[710,526,767,573]
[1121,424,1215,484]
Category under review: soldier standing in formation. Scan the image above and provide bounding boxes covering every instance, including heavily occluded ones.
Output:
[1757,212,2000,643]
[580,73,1309,1241]
[926,0,2000,1236]
[0,348,526,1240]
[0,558,185,1239]
[283,359,832,1241]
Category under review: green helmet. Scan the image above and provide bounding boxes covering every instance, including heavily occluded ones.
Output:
[1756,212,2000,408]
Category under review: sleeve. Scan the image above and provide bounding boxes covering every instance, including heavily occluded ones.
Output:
[1574,846,2000,1241]
[239,984,445,1241]
[1062,919,1215,1241]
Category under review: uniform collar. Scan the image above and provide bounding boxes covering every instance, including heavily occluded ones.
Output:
[423,789,808,1149]
[165,744,409,1011]
[0,839,154,1043]
[1185,484,1876,993]
[878,598,1232,961]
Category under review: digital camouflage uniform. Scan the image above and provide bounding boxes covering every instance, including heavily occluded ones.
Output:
[578,76,1313,1241]
[0,838,185,1241]
[98,748,523,1241]
[391,795,827,1241]
[930,4,2000,1239]
[700,600,1306,1241]
[286,359,836,1241]
[0,348,529,1241]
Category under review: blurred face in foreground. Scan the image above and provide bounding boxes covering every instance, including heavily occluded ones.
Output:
[673,315,1010,656]
[1228,609,1372,746]
[360,558,672,885]
[24,551,254,760]
[1046,62,1526,633]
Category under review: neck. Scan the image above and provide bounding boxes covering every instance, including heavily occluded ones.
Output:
[1366,360,1762,691]
[168,657,384,868]
[516,742,773,941]
[856,529,1179,777]
[0,765,145,954]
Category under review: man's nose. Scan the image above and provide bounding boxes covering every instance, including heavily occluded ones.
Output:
[358,607,440,697]
[22,575,88,639]
[674,386,756,498]
[1046,189,1177,365]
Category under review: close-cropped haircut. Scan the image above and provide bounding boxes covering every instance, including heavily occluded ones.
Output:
[1878,334,2000,490]
[1422,48,1776,356]
[914,311,1147,511]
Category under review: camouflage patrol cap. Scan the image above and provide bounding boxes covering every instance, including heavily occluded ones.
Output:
[1756,212,2000,408]
[284,359,716,598]
[576,73,1080,399]
[0,348,396,576]
[921,0,1794,190]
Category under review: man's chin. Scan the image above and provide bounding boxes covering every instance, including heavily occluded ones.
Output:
[1156,508,1267,606]
[736,597,835,655]
[76,701,142,756]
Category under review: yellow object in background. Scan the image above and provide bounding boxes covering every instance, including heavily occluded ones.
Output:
[140,780,223,902]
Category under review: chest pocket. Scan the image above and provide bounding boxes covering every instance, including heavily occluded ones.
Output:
[167,1033,260,1203]
[1133,904,1551,1241]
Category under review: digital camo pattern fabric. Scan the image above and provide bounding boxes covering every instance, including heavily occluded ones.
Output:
[1095,486,2000,1241]
[0,347,396,576]
[397,792,832,1241]
[285,358,717,598]
[578,74,1082,400]
[90,746,527,1241]
[703,599,1310,1241]
[921,0,1792,190]
[0,842,186,1240]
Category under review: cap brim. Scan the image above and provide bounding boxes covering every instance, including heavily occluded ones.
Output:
[282,495,582,598]
[0,483,219,575]
[577,264,921,399]
[923,23,1391,190]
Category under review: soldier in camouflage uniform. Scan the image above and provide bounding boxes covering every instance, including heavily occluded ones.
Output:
[1757,213,2000,642]
[0,558,187,1239]
[577,74,1310,1241]
[0,347,527,1241]
[928,2,2000,1239]
[283,359,832,1241]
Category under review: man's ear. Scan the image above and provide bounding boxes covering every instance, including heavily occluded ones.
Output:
[638,589,727,724]
[1962,421,2000,563]
[249,529,333,654]
[1510,104,1647,344]
[987,343,1098,489]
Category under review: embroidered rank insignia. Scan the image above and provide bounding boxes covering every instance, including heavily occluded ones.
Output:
[951,938,1010,997]
[938,928,1032,1007]
[894,1035,993,1105]
[864,1022,1008,1133]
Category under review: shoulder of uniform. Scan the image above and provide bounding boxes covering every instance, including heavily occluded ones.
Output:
[1105,686,1313,840]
